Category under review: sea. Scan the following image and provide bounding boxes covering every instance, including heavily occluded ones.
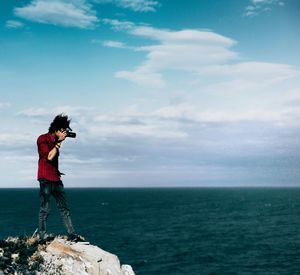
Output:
[0,187,299,274]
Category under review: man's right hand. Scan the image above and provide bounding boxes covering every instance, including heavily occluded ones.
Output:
[57,129,67,142]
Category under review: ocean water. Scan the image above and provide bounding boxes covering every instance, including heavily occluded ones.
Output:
[0,187,299,274]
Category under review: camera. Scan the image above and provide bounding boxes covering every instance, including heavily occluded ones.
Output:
[66,131,76,138]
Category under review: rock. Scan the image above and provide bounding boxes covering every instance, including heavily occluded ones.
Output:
[40,238,135,275]
[0,236,135,275]
[121,265,135,275]
[10,253,19,263]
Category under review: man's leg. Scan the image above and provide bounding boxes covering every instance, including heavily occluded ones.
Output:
[53,181,76,235]
[38,179,51,239]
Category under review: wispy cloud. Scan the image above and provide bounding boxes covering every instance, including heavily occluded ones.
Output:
[92,39,131,49]
[17,105,95,117]
[101,40,127,48]
[104,20,298,88]
[244,0,285,17]
[0,133,33,146]
[102,18,135,31]
[0,102,11,109]
[197,62,299,84]
[5,20,24,29]
[115,68,165,88]
[114,23,237,87]
[153,103,300,126]
[14,0,98,29]
[93,0,160,12]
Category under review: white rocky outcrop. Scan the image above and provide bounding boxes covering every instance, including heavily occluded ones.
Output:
[40,238,135,275]
[0,236,135,275]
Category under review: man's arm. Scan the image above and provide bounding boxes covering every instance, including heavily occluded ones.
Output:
[47,130,67,161]
[47,142,62,161]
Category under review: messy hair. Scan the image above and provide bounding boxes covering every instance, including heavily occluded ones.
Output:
[48,114,72,133]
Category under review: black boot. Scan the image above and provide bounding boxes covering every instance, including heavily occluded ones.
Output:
[67,233,86,242]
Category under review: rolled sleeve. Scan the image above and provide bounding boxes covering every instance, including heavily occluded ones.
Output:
[37,136,51,159]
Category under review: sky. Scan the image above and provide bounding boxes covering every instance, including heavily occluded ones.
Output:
[0,0,300,187]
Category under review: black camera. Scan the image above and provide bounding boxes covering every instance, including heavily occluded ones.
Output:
[66,131,76,138]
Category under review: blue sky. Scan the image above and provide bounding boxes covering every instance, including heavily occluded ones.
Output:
[1,0,300,187]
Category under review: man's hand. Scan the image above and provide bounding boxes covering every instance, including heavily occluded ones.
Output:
[57,129,67,142]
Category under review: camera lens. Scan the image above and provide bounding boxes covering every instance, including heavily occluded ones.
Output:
[66,131,76,138]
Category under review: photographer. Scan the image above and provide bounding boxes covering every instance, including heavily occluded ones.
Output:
[36,114,83,242]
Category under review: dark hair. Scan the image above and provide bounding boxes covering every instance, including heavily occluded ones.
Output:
[48,114,72,133]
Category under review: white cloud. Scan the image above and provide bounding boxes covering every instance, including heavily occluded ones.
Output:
[251,0,271,3]
[281,89,300,107]
[14,0,98,29]
[102,18,135,31]
[95,40,128,49]
[244,0,285,17]
[88,123,187,138]
[153,103,300,126]
[0,133,33,145]
[103,20,299,89]
[115,67,165,88]
[93,0,159,12]
[198,62,299,84]
[116,0,159,12]
[131,26,235,46]
[112,24,238,87]
[17,105,95,117]
[90,109,188,138]
[5,20,24,29]
[0,102,11,108]
[3,155,36,163]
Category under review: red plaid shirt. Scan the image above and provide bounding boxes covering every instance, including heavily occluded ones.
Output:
[37,132,61,181]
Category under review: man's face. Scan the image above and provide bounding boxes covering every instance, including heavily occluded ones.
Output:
[58,128,67,134]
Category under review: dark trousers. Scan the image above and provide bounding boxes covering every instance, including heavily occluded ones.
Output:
[38,179,75,237]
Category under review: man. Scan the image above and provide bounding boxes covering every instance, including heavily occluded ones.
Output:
[37,114,83,242]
